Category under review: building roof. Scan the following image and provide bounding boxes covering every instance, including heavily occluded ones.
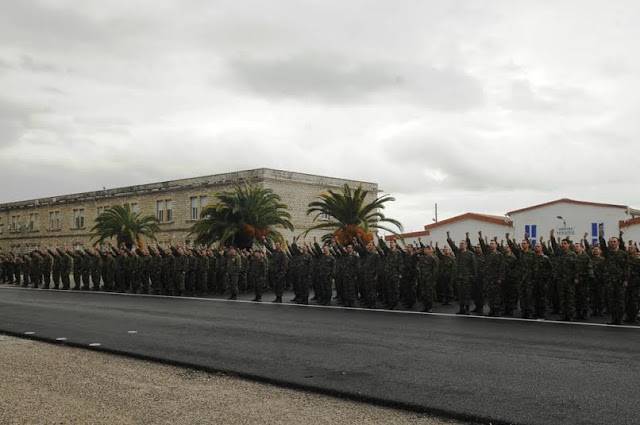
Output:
[423,212,513,231]
[0,168,378,211]
[507,198,628,216]
[384,230,430,241]
[620,217,640,228]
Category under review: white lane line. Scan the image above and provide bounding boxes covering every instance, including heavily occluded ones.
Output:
[1,285,637,330]
[24,332,35,335]
[89,343,101,347]
[55,337,67,341]
[127,331,138,334]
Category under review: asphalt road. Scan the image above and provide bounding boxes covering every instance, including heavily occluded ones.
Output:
[0,285,638,425]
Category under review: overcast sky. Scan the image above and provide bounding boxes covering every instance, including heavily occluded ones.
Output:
[1,0,639,233]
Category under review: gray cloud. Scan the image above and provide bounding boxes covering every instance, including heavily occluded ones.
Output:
[228,53,484,110]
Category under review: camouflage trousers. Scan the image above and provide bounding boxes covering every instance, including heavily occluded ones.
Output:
[559,279,576,319]
[456,276,472,306]
[625,283,639,322]
[438,275,454,302]
[227,273,239,296]
[270,271,285,297]
[400,277,416,307]
[52,268,60,288]
[575,280,590,316]
[532,279,547,316]
[385,274,400,308]
[91,272,101,290]
[608,281,625,324]
[519,278,534,314]
[254,276,266,297]
[484,279,501,312]
[174,271,186,295]
[418,278,436,310]
[342,276,357,302]
[362,275,378,307]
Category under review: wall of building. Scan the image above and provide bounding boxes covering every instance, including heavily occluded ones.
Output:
[0,169,378,252]
[508,203,631,247]
[394,219,513,249]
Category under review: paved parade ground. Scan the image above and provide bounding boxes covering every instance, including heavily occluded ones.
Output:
[0,285,638,425]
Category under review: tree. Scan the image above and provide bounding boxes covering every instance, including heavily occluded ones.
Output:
[189,184,294,249]
[302,184,403,244]
[91,204,160,249]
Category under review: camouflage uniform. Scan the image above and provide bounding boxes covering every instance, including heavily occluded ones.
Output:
[360,250,382,308]
[268,249,287,299]
[162,252,176,295]
[60,252,72,290]
[71,251,82,290]
[341,251,359,307]
[626,254,640,323]
[502,252,520,316]
[416,253,439,312]
[195,253,209,296]
[140,252,151,294]
[448,239,477,313]
[41,251,53,289]
[174,252,187,296]
[90,252,102,290]
[225,252,241,298]
[435,246,455,304]
[555,248,578,321]
[207,253,217,293]
[574,252,594,319]
[383,249,404,309]
[533,253,553,318]
[317,253,336,305]
[102,254,116,292]
[401,251,418,308]
[249,255,268,301]
[483,250,505,316]
[81,252,91,290]
[149,251,163,294]
[50,251,61,289]
[297,252,313,303]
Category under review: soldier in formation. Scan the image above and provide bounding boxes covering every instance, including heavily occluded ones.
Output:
[1,227,638,326]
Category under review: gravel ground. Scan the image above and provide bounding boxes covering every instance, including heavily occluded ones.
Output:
[0,335,463,425]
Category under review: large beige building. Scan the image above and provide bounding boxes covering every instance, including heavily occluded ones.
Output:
[0,168,378,253]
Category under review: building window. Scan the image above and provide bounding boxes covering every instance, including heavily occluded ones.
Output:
[166,200,173,221]
[524,224,537,246]
[191,196,209,220]
[73,209,85,229]
[157,201,164,222]
[320,213,330,221]
[56,212,62,230]
[97,206,104,216]
[0,216,3,234]
[190,197,199,220]
[28,213,39,231]
[131,203,139,214]
[10,215,21,232]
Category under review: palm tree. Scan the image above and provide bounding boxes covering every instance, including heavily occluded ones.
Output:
[189,184,294,248]
[91,204,160,249]
[302,184,403,244]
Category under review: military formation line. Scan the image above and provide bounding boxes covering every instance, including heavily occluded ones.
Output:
[0,229,638,326]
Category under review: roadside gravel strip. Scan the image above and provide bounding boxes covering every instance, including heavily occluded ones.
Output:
[0,335,463,425]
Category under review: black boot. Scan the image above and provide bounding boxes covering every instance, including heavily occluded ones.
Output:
[227,293,237,300]
[272,296,282,303]
[456,305,465,314]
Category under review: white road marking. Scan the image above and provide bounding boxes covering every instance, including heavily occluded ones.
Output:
[55,337,66,341]
[127,331,138,334]
[0,285,637,330]
[24,332,35,335]
[89,343,101,346]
